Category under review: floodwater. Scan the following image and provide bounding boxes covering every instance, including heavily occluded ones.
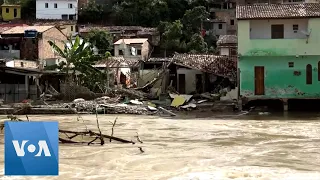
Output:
[0,112,320,180]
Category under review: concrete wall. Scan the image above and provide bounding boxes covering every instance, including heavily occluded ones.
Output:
[215,9,237,34]
[239,56,320,99]
[0,50,20,59]
[238,18,320,56]
[177,68,204,94]
[0,84,37,103]
[2,6,21,21]
[36,0,78,20]
[6,60,38,68]
[39,27,67,61]
[60,24,76,36]
[212,22,227,36]
[220,47,230,55]
[114,41,150,60]
[250,19,308,39]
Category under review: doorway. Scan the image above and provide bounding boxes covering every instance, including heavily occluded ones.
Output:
[178,74,186,94]
[306,64,312,84]
[254,66,265,95]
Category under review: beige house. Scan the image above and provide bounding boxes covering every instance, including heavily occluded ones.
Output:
[114,38,151,61]
[0,25,67,67]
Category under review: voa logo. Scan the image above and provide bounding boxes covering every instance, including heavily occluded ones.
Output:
[12,140,51,157]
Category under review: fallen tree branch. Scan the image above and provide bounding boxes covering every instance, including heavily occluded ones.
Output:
[109,117,118,142]
[59,129,135,144]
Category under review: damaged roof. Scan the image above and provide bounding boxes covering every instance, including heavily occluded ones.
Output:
[173,54,237,79]
[217,35,237,45]
[93,56,140,68]
[236,3,320,19]
[79,25,158,35]
[114,38,148,45]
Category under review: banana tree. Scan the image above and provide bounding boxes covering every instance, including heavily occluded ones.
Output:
[48,36,111,90]
[48,36,101,79]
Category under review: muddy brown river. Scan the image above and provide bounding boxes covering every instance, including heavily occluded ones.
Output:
[0,113,320,180]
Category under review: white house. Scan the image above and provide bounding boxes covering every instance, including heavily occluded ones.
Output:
[36,0,78,20]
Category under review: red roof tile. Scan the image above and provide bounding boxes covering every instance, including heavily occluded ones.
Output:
[173,54,237,79]
[236,3,320,20]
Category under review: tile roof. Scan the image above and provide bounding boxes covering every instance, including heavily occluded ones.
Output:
[217,35,237,45]
[1,4,20,7]
[114,38,148,45]
[79,25,157,33]
[93,56,140,68]
[173,54,237,79]
[236,3,320,19]
[2,25,54,34]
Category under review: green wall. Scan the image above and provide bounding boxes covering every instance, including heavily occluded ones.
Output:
[238,18,320,56]
[240,56,320,98]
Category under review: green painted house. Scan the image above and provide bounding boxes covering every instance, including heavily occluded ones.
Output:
[236,3,320,105]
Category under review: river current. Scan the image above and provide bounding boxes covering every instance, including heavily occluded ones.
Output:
[0,113,320,180]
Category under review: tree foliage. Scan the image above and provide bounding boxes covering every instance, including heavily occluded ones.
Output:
[78,1,217,54]
[86,29,113,55]
[157,6,212,54]
[48,36,111,91]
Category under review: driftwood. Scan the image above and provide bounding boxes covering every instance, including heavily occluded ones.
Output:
[59,129,134,144]
[2,115,137,146]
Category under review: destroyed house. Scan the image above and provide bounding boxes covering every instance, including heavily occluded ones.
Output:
[139,54,237,95]
[237,3,320,105]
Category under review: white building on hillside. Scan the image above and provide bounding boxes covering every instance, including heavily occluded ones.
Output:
[36,0,78,20]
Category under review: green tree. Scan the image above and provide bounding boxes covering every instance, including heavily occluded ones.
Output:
[48,36,112,91]
[158,20,183,55]
[187,33,208,53]
[181,6,209,40]
[86,29,113,55]
[113,0,169,26]
[21,0,36,20]
[78,0,104,23]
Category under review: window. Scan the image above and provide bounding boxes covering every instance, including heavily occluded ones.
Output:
[137,49,141,55]
[20,62,24,67]
[119,50,123,55]
[5,8,9,13]
[288,62,294,67]
[271,24,284,39]
[210,12,215,19]
[293,24,298,33]
[230,19,234,25]
[61,14,68,20]
[54,3,57,8]
[218,23,223,29]
[45,3,48,8]
[71,26,73,31]
[68,3,73,8]
[69,14,76,20]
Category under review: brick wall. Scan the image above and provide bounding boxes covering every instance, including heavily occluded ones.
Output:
[38,27,67,61]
